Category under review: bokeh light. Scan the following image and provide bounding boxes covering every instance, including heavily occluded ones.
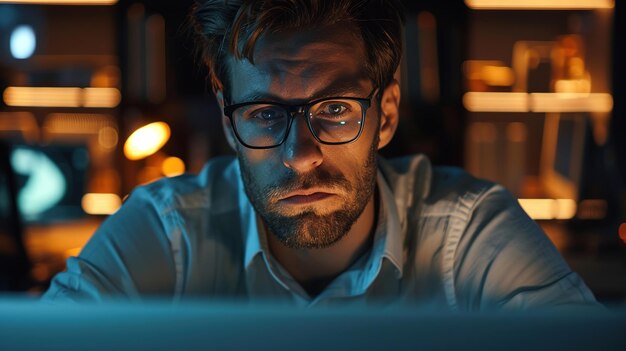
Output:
[81,193,122,215]
[123,122,170,160]
[162,156,185,177]
[10,25,36,59]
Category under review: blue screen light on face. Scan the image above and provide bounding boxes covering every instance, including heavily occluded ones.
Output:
[10,25,36,59]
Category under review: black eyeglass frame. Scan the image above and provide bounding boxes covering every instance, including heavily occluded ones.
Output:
[223,88,377,149]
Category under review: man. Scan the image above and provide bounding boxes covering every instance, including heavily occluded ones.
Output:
[44,0,597,310]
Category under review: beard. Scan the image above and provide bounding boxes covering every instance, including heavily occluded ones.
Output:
[237,135,379,249]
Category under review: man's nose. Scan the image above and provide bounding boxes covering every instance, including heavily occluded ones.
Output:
[281,114,323,173]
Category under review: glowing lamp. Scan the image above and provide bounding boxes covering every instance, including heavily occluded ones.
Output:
[124,122,170,160]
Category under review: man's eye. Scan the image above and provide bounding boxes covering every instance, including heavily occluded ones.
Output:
[250,108,284,120]
[320,103,348,115]
[260,110,276,119]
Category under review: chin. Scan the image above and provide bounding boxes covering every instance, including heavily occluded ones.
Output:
[266,209,356,250]
[284,206,340,218]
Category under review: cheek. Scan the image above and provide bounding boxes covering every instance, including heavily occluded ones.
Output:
[238,148,279,184]
[324,139,376,181]
[239,147,271,164]
[352,115,380,158]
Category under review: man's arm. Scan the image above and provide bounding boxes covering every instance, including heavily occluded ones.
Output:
[453,185,600,310]
[42,187,177,302]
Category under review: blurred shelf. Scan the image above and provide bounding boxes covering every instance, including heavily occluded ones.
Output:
[24,217,100,260]
[463,92,613,113]
[22,217,101,288]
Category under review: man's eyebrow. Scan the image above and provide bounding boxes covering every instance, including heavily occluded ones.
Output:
[311,83,367,99]
[235,82,368,104]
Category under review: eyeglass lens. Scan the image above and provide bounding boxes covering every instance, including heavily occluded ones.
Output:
[232,99,363,147]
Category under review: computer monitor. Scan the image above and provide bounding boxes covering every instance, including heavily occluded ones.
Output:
[540,112,588,200]
[9,143,89,223]
[0,141,30,291]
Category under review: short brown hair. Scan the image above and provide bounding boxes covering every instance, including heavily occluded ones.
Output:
[188,0,405,95]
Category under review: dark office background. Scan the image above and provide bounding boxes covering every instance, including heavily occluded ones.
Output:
[0,0,624,304]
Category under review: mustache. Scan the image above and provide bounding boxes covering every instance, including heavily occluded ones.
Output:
[264,168,351,200]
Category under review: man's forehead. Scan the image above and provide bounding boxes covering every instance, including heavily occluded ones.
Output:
[227,24,370,103]
[253,24,364,64]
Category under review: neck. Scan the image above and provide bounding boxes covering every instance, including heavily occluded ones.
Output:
[267,191,378,297]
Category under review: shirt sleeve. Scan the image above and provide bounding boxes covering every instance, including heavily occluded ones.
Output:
[452,185,601,311]
[41,187,177,303]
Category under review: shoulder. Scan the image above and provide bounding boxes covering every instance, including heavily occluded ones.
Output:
[130,155,240,215]
[106,155,245,294]
[114,155,244,255]
[426,165,507,217]
[382,155,597,310]
[379,154,508,217]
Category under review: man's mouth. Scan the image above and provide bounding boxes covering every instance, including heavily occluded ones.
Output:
[278,189,336,205]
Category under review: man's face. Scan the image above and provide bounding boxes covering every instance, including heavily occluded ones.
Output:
[225,25,383,249]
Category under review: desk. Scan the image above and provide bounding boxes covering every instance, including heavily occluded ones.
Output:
[0,300,624,350]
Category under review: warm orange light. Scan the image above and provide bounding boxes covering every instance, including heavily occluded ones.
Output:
[90,65,120,88]
[81,193,122,215]
[555,199,577,220]
[3,86,121,108]
[0,0,118,4]
[137,166,162,185]
[64,247,82,259]
[519,199,555,220]
[480,66,515,86]
[530,93,613,113]
[98,126,119,149]
[554,79,591,94]
[465,0,614,10]
[162,156,186,177]
[518,199,577,220]
[463,92,613,113]
[463,92,527,112]
[3,87,81,107]
[619,223,626,244]
[83,87,121,108]
[124,122,170,161]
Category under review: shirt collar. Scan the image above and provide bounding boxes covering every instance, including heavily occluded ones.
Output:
[241,185,262,270]
[376,170,404,278]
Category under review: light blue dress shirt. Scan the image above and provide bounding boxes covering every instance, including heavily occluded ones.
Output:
[43,154,598,310]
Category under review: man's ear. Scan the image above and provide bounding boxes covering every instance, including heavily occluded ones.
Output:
[377,79,400,150]
[216,90,238,152]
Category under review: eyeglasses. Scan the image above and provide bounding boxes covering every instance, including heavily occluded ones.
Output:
[223,88,377,149]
